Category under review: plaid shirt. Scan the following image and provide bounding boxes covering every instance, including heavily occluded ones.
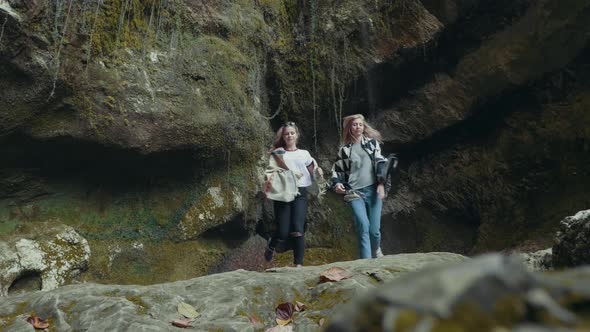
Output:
[330,135,387,189]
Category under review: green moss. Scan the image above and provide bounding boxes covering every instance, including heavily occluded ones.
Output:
[38,235,85,273]
[309,288,351,312]
[0,160,263,286]
[272,247,355,269]
[125,296,149,315]
[252,286,264,296]
[103,95,117,110]
[394,310,420,331]
[59,300,80,323]
[175,164,260,238]
[367,294,584,332]
[0,301,29,330]
[86,0,170,56]
[0,219,19,235]
[83,239,225,285]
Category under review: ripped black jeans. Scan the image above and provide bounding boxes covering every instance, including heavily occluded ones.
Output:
[270,187,308,265]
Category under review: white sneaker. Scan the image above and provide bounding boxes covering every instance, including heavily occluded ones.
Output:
[375,247,384,258]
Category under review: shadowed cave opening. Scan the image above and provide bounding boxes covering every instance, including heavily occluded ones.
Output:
[0,134,217,203]
[200,214,252,248]
[7,271,42,296]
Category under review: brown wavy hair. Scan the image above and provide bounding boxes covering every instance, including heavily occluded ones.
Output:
[341,114,382,145]
[271,121,300,150]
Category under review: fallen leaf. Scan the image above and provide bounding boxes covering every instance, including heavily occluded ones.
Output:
[26,316,49,329]
[294,301,306,312]
[275,302,295,325]
[171,317,194,328]
[177,302,199,319]
[319,318,325,326]
[319,266,353,283]
[249,315,262,324]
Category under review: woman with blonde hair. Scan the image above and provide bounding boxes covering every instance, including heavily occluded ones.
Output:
[331,114,387,259]
[263,122,322,267]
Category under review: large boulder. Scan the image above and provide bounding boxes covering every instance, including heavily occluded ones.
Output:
[553,209,590,268]
[2,252,589,331]
[326,254,590,331]
[0,223,90,296]
[0,0,271,155]
[0,252,465,331]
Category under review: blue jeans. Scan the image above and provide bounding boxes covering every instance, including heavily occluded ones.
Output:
[348,184,382,259]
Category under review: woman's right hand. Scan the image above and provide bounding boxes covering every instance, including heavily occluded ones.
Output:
[271,147,285,154]
[334,183,346,194]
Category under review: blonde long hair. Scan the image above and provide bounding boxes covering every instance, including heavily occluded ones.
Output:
[341,114,382,145]
[271,121,300,150]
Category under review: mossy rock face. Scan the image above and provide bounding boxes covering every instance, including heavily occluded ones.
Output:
[382,54,590,254]
[84,239,226,285]
[552,210,590,268]
[326,254,590,332]
[0,223,90,296]
[5,0,590,284]
[3,0,446,151]
[0,160,263,281]
[1,0,272,157]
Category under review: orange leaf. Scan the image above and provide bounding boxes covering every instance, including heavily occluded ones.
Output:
[319,266,353,283]
[26,316,49,329]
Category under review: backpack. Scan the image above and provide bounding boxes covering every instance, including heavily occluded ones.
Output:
[383,153,399,198]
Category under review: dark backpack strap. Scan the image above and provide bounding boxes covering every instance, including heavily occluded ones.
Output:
[383,153,399,197]
[271,151,290,170]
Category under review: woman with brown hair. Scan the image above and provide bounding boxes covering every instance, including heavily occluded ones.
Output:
[331,114,387,259]
[264,122,322,267]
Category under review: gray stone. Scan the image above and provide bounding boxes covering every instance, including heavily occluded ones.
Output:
[0,223,90,296]
[553,209,590,267]
[325,254,590,331]
[518,248,552,271]
[0,252,465,331]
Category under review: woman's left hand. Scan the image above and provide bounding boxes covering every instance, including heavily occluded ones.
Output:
[377,184,385,200]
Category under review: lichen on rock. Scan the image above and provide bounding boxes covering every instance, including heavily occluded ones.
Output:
[0,223,90,296]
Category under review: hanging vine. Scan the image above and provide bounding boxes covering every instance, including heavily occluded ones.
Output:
[0,16,7,48]
[48,0,74,100]
[309,0,318,153]
[85,0,103,76]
